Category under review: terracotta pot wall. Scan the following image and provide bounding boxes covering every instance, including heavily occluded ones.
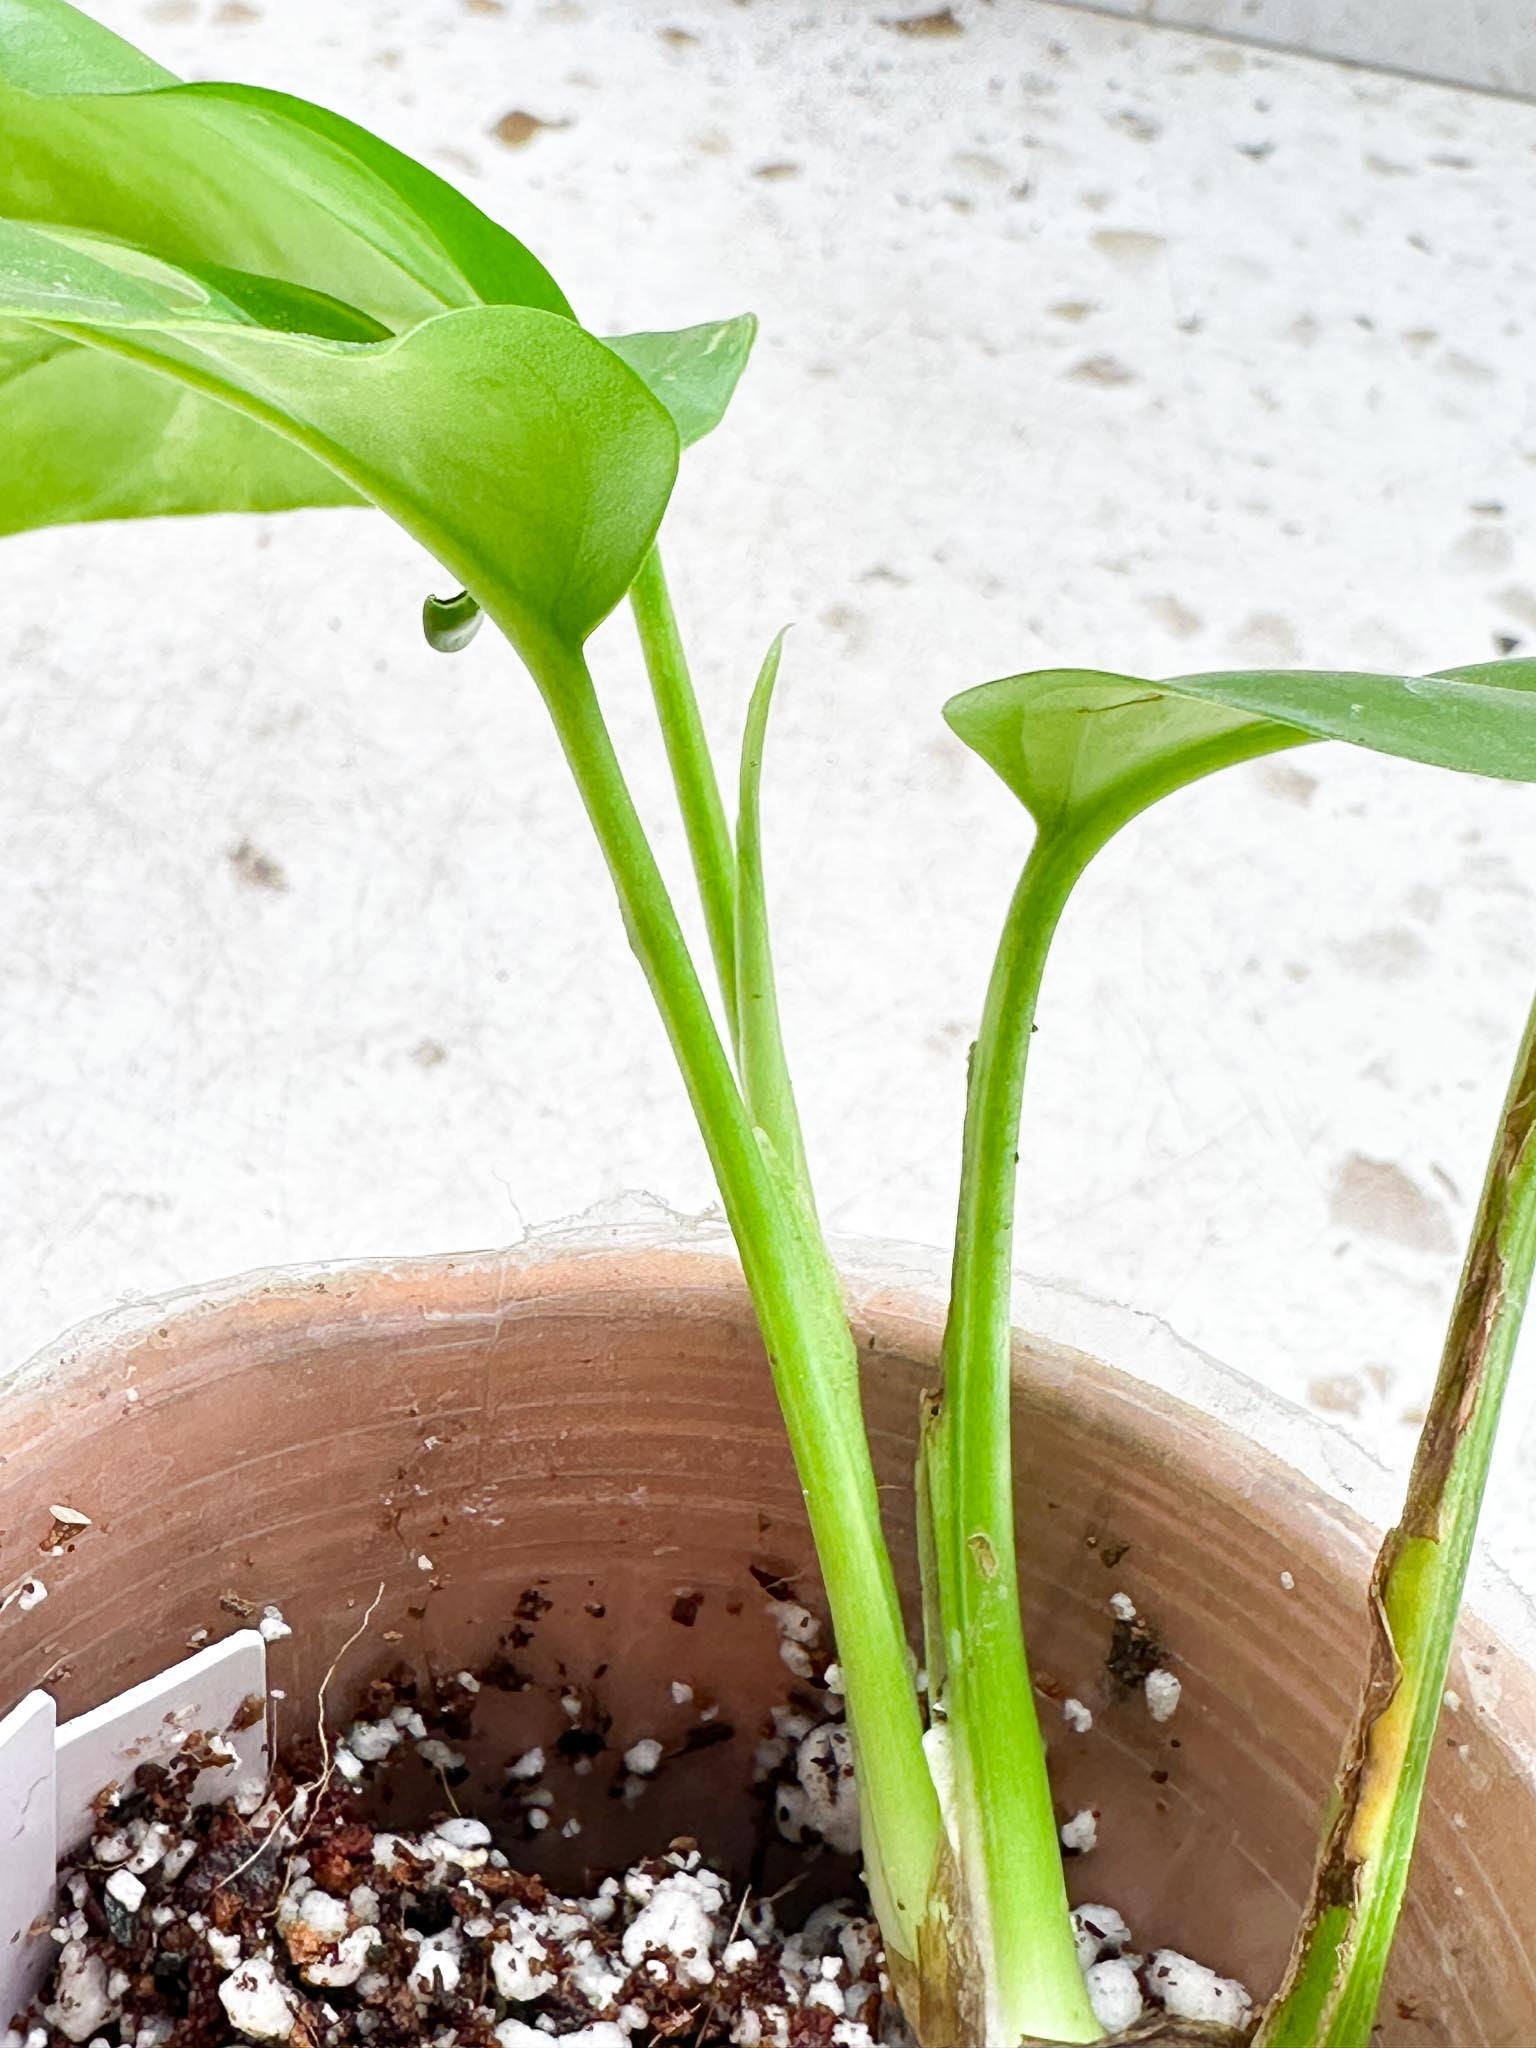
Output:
[0,1247,1532,2044]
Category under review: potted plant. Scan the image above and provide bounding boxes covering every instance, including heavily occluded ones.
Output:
[2,4,1535,2044]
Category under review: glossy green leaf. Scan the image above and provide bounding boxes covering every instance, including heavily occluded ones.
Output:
[0,4,758,553]
[0,219,678,657]
[0,320,358,535]
[606,315,758,447]
[945,659,1536,849]
[944,667,1307,845]
[0,3,572,333]
[0,0,173,92]
[415,318,759,652]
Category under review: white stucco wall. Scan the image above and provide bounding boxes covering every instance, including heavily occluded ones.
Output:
[6,0,1536,1575]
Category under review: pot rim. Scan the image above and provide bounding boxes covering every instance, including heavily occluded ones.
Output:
[8,1190,1534,1671]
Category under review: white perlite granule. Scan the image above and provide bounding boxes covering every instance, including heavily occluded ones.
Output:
[1059,1808,1098,1854]
[345,1718,401,1764]
[773,1603,821,1647]
[408,1929,462,1998]
[218,1956,299,2042]
[1144,1668,1182,1723]
[105,1870,146,1915]
[1062,1697,1093,1733]
[1109,1591,1137,1621]
[44,1946,117,2044]
[497,2026,626,2048]
[777,1723,860,1854]
[431,1816,492,1857]
[624,1738,664,1777]
[621,1871,727,1988]
[490,1919,551,2003]
[1071,1903,1132,1971]
[1084,1958,1143,2031]
[1146,1950,1253,2028]
[302,1930,376,1990]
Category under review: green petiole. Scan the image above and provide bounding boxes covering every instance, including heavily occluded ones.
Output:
[497,612,944,1989]
[930,834,1100,2048]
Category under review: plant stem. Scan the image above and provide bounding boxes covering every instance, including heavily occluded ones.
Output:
[500,618,943,1973]
[629,545,740,1039]
[933,831,1100,2048]
[1255,982,1536,2048]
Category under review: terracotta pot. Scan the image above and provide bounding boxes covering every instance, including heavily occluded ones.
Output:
[1,1224,1533,2045]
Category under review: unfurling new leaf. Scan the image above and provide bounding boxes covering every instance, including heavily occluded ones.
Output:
[945,660,1536,855]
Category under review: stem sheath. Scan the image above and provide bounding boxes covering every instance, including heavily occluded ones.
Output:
[1256,982,1536,2047]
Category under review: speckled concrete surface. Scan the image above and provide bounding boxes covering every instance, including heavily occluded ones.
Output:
[5,1,1536,1572]
[1060,0,1536,101]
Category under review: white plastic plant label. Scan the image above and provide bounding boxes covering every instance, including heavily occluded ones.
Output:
[0,1689,58,2027]
[55,1630,269,1853]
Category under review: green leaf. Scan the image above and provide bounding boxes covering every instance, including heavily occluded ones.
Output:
[0,219,678,657]
[605,315,758,447]
[0,0,174,92]
[0,3,572,332]
[945,668,1314,846]
[0,320,358,534]
[945,661,1536,851]
[0,5,757,554]
[413,318,759,654]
